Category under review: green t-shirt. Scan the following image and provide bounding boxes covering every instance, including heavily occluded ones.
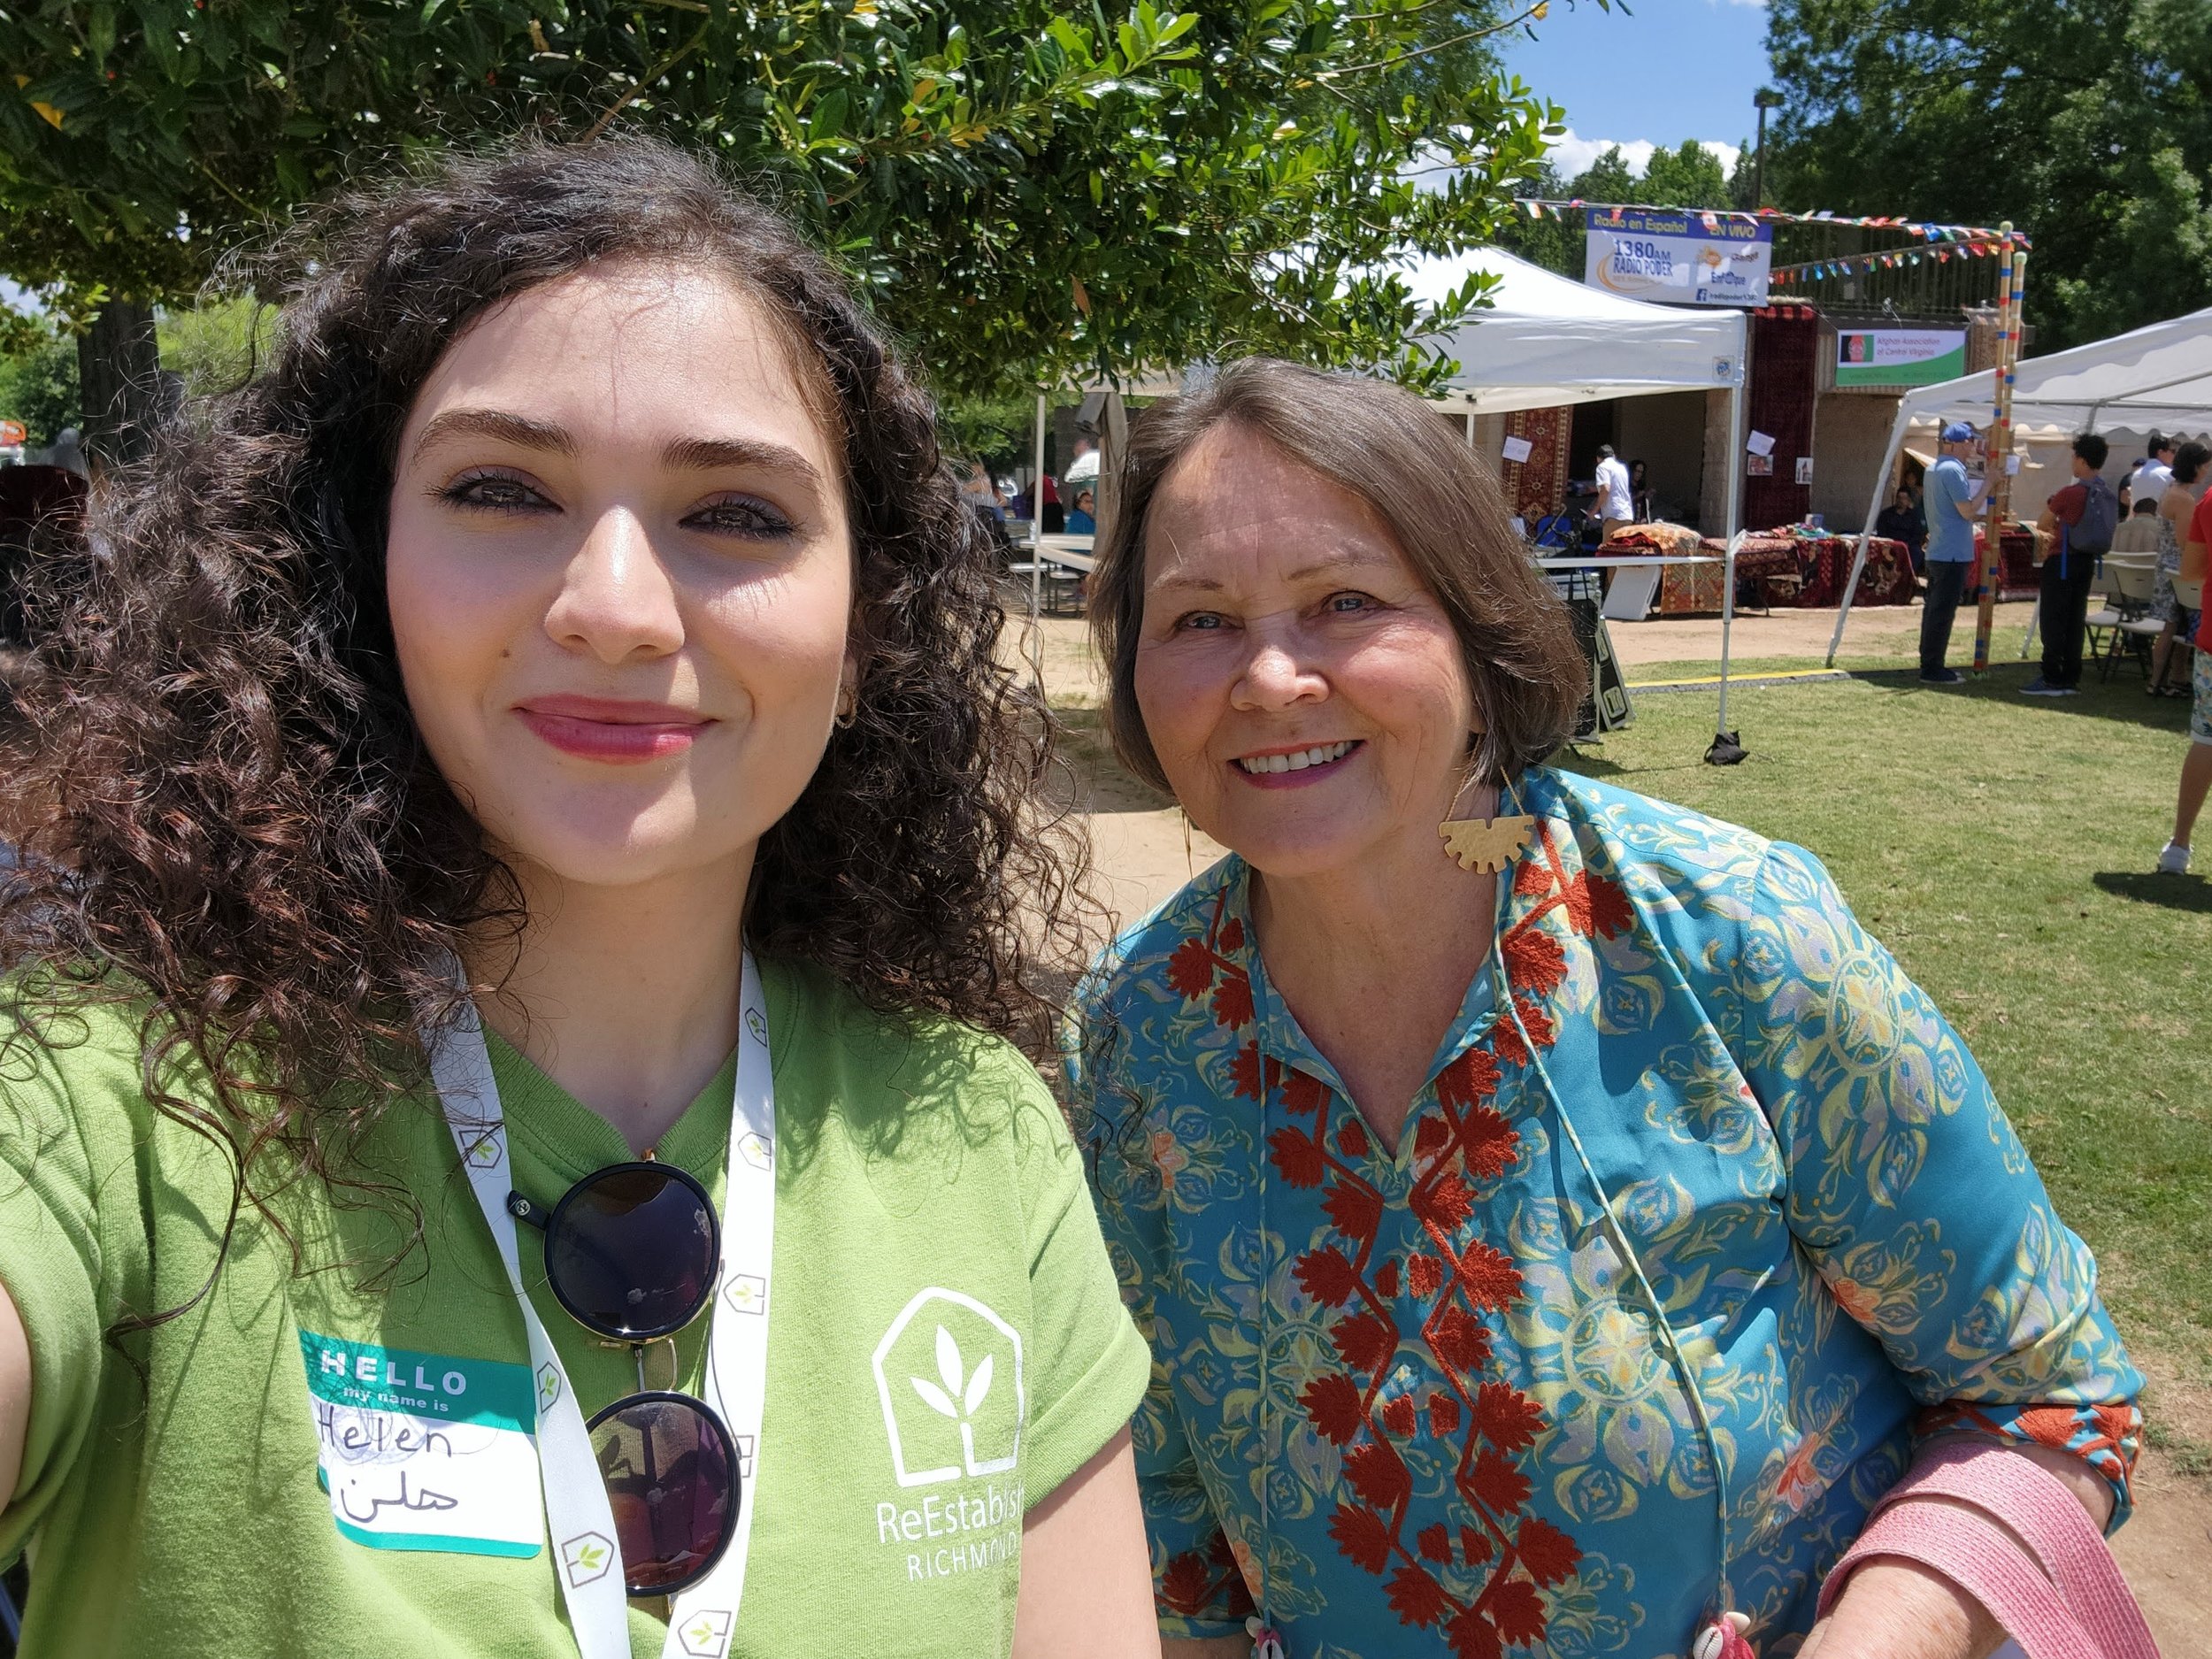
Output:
[0,957,1148,1656]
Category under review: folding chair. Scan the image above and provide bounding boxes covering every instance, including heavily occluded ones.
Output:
[2095,557,2160,680]
[2083,557,2135,665]
[2174,576,2204,683]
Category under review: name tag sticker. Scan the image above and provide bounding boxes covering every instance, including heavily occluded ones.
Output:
[301,1331,545,1558]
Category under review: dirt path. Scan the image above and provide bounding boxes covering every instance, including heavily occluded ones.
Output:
[2112,1445,2212,1653]
[1045,616,2209,1647]
[1596,597,2041,670]
[1015,598,2045,702]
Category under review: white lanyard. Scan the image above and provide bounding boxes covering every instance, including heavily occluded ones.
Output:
[431,953,777,1659]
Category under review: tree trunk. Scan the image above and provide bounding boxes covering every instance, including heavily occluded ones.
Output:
[76,298,163,475]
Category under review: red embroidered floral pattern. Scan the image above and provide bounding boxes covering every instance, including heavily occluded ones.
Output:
[1092,772,2147,1652]
[1164,835,1629,1655]
[1157,1528,1256,1624]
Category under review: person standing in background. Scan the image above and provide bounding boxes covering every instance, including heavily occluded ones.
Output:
[1919,422,1986,685]
[959,459,1004,519]
[1877,484,1928,575]
[2128,433,2176,511]
[1593,443,1633,542]
[2025,432,2118,696]
[1628,457,1653,522]
[2149,442,2209,695]
[2159,482,2212,873]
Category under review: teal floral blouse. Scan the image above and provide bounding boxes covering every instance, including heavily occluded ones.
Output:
[1067,767,2140,1658]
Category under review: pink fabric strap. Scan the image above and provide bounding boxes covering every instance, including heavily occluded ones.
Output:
[1816,1441,2160,1659]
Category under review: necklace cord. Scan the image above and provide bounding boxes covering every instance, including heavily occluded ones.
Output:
[1496,885,1739,1619]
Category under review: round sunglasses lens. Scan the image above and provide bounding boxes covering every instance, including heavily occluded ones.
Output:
[589,1394,738,1596]
[547,1166,717,1340]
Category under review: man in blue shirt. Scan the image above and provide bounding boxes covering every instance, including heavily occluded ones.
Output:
[1919,421,1987,684]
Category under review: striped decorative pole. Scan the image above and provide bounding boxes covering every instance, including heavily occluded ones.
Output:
[1974,224,2023,670]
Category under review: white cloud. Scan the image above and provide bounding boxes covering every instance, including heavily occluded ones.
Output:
[1549,133,1655,179]
[1546,128,1741,186]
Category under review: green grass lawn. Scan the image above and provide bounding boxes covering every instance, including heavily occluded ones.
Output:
[1553,657,2212,1457]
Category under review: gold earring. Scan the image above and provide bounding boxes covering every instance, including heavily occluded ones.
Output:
[1439,773,1535,873]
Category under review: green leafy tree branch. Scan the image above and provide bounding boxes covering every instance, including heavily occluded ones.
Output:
[1,0,1586,463]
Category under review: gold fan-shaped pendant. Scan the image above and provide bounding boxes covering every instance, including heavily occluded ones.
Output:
[1439,814,1535,873]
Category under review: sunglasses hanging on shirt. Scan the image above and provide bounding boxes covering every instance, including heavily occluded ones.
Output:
[507,1161,739,1596]
[435,949,780,1659]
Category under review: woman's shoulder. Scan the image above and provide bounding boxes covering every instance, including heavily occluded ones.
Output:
[762,954,1063,1140]
[1069,852,1243,1021]
[1524,765,1774,884]
[0,970,176,1131]
[1525,768,1859,964]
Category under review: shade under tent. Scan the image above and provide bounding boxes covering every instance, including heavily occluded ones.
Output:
[1828,304,2212,664]
[1406,248,1754,749]
[1017,250,1761,757]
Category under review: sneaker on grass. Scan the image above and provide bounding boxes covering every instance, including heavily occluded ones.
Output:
[2019,678,2075,696]
[2157,841,2192,875]
[1919,668,1964,685]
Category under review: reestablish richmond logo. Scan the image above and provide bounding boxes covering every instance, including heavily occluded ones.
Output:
[872,1287,1025,1486]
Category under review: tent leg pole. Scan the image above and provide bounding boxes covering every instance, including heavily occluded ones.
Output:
[1026,390,1046,679]
[1830,404,1914,666]
[1724,379,1745,542]
[1031,392,1046,630]
[1831,533,1872,669]
[1976,231,2025,672]
[1718,534,1739,730]
[1707,532,1747,764]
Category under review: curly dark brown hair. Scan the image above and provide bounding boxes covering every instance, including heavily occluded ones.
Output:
[0,136,1089,1312]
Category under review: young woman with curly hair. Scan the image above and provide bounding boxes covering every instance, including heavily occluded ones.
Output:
[0,139,1154,1658]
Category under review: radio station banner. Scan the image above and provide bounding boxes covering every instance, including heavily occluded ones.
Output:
[1835,328,1967,388]
[1582,207,1771,307]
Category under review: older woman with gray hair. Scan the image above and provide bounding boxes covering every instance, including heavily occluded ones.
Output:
[1066,358,2148,1659]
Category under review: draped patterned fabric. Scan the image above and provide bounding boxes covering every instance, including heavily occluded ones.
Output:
[1070,769,2141,1659]
[1742,307,1820,529]
[1992,529,2041,600]
[1691,535,1918,611]
[1505,407,1573,523]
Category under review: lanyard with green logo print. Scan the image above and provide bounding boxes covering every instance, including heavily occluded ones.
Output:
[433,952,778,1659]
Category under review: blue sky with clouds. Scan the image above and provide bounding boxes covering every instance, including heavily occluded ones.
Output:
[1500,0,1774,183]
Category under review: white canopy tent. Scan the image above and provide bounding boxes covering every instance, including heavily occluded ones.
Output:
[1828,304,2212,664]
[1405,248,1751,480]
[1406,248,1755,746]
[1017,253,1761,753]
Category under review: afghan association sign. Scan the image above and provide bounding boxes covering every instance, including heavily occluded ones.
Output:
[1582,207,1771,307]
[1835,328,1967,388]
